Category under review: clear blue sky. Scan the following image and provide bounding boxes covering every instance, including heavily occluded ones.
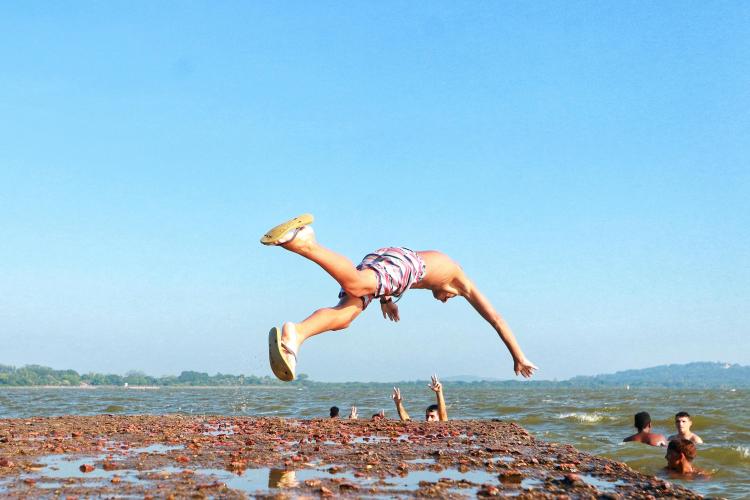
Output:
[1,2,747,381]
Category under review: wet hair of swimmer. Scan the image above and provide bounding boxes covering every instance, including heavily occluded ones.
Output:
[675,411,691,419]
[634,411,651,431]
[330,406,340,418]
[667,438,697,461]
[425,404,440,420]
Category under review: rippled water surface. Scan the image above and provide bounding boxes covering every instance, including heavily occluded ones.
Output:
[1,385,747,498]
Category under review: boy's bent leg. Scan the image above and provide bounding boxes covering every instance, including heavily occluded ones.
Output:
[281,294,366,352]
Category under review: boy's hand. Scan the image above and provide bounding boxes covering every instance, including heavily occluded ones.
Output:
[380,300,400,322]
[428,374,442,393]
[391,387,403,404]
[348,406,358,419]
[514,357,538,378]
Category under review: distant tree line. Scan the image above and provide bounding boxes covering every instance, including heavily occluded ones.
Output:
[0,361,746,388]
[0,364,309,387]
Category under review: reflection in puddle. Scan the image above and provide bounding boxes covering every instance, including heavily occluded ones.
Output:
[190,465,542,496]
[268,468,298,488]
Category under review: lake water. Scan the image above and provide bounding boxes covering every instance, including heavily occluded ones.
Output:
[1,385,747,498]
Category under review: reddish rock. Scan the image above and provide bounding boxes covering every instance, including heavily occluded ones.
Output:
[477,484,501,497]
[319,486,334,497]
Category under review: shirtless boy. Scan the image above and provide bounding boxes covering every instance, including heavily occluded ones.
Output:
[392,375,448,422]
[623,411,667,446]
[261,214,537,381]
[668,411,704,444]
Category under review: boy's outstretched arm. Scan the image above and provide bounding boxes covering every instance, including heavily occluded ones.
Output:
[458,276,538,378]
[391,387,410,421]
[428,375,448,421]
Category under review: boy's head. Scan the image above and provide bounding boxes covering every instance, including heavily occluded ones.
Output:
[329,406,340,418]
[666,438,696,470]
[634,411,651,432]
[674,411,692,433]
[425,404,440,421]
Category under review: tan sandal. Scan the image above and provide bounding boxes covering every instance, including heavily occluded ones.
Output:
[268,326,297,381]
[260,214,314,245]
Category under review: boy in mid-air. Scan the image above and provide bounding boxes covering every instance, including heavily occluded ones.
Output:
[261,214,537,381]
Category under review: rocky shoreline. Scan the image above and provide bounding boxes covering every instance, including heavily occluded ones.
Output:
[0,415,700,498]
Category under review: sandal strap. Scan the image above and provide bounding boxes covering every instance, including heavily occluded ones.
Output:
[281,342,297,360]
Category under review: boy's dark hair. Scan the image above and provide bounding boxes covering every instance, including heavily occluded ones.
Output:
[329,406,340,418]
[634,411,651,431]
[675,411,691,419]
[425,404,439,415]
[667,438,696,461]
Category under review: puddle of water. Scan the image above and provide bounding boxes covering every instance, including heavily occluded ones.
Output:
[15,453,139,489]
[192,466,359,492]
[579,474,626,491]
[351,434,409,444]
[7,443,189,491]
[3,450,546,497]
[201,423,236,436]
[521,477,543,488]
[130,444,184,454]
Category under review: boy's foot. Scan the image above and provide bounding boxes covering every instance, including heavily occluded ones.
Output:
[268,323,299,381]
[279,225,315,251]
[260,214,314,246]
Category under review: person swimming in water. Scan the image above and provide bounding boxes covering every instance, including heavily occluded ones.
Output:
[623,411,667,446]
[669,411,704,444]
[664,438,710,478]
[392,374,448,422]
[261,214,537,381]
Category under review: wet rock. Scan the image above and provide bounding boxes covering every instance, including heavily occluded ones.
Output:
[319,486,334,497]
[498,469,524,483]
[477,483,502,497]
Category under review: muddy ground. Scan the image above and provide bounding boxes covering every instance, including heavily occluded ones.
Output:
[0,415,700,498]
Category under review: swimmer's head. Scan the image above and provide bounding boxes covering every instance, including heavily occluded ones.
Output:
[329,406,340,418]
[666,438,696,469]
[425,404,440,421]
[674,412,692,433]
[634,411,652,431]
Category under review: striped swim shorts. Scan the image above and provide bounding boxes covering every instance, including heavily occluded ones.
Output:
[338,247,426,309]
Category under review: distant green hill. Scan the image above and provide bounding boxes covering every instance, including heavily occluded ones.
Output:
[0,361,747,388]
[563,362,750,389]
